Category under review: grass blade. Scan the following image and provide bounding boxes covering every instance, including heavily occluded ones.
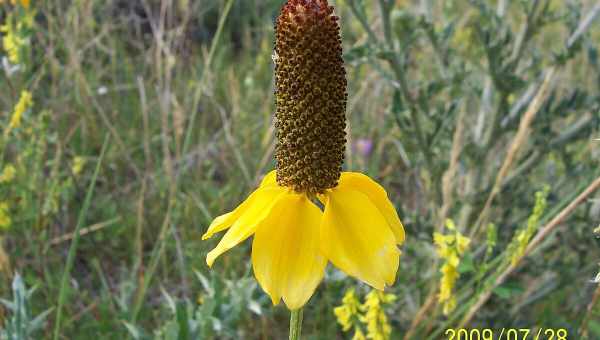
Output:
[52,134,110,340]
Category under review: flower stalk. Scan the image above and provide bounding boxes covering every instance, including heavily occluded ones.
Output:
[289,308,304,340]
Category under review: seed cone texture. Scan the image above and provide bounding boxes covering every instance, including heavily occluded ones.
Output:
[274,0,347,194]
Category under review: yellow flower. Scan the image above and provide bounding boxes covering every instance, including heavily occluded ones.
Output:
[1,21,23,64]
[360,290,395,340]
[439,263,458,301]
[353,329,367,340]
[509,188,549,266]
[435,220,470,315]
[204,171,405,309]
[203,0,405,310]
[7,90,32,132]
[0,164,16,183]
[334,288,361,331]
[71,156,86,176]
[442,296,457,316]
[456,234,470,254]
[0,202,11,230]
[336,288,396,339]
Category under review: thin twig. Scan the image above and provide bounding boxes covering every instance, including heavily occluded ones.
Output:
[49,218,121,246]
[403,293,436,340]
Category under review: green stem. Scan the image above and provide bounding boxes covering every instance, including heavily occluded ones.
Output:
[289,308,304,340]
[53,134,110,340]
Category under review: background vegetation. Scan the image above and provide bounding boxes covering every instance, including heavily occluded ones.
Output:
[1,0,600,339]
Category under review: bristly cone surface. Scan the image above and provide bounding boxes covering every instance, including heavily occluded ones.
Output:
[274,0,348,195]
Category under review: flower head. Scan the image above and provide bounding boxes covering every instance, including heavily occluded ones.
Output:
[203,0,405,310]
[1,27,23,65]
[434,219,470,315]
[71,156,86,176]
[274,0,347,194]
[360,290,395,340]
[0,164,16,183]
[0,202,11,230]
[6,90,32,133]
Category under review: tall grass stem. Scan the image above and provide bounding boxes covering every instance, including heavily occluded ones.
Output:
[52,134,110,340]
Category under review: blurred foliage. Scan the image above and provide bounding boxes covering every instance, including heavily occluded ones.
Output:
[0,273,52,340]
[0,0,599,339]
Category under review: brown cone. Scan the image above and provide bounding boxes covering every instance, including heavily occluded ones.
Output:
[274,0,347,194]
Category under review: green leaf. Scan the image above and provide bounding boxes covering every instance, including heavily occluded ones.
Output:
[458,253,475,273]
[588,320,600,336]
[176,302,190,340]
[492,286,513,299]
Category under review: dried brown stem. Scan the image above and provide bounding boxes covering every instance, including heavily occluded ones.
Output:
[470,67,557,238]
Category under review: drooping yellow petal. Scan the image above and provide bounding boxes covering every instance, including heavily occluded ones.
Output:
[202,212,235,240]
[320,187,400,289]
[205,187,285,267]
[259,170,277,188]
[202,184,283,240]
[252,193,326,309]
[338,172,405,244]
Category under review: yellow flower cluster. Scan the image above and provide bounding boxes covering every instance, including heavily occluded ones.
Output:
[6,90,32,133]
[0,164,16,183]
[0,20,24,64]
[0,202,11,230]
[334,288,396,340]
[360,290,395,340]
[1,3,34,64]
[334,288,361,332]
[434,219,470,315]
[509,187,549,266]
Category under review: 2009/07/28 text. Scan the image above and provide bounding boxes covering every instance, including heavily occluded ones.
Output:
[444,328,568,340]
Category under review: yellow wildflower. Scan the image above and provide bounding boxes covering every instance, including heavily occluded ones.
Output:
[439,263,458,301]
[1,20,23,64]
[334,288,361,331]
[353,329,367,340]
[456,234,470,254]
[509,188,549,266]
[71,156,86,176]
[360,290,395,340]
[203,0,405,310]
[0,202,11,230]
[0,164,16,183]
[435,219,470,315]
[336,288,396,339]
[7,90,33,133]
[443,296,457,316]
